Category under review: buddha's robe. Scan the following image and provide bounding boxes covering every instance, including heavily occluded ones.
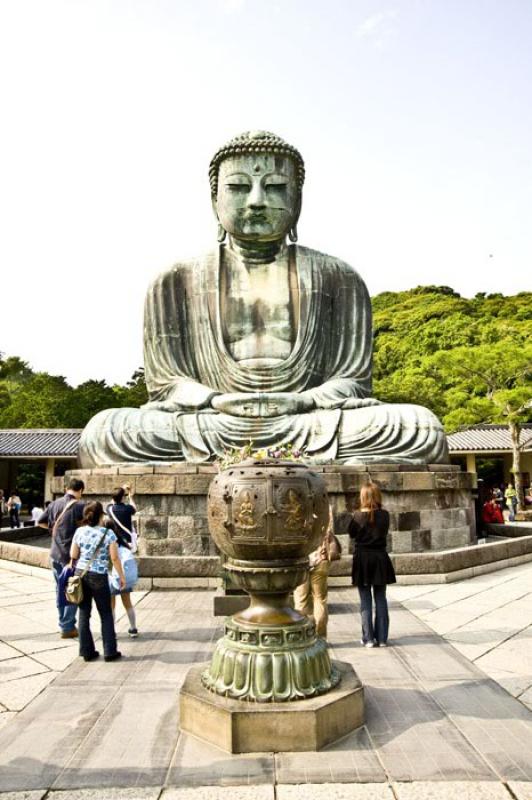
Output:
[79,245,448,466]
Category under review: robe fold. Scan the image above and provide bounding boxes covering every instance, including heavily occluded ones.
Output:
[79,245,448,466]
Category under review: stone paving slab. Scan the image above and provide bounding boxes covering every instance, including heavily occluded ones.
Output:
[424,679,532,781]
[48,791,161,800]
[508,782,532,800]
[52,685,180,790]
[162,789,274,799]
[0,670,60,712]
[364,681,496,782]
[168,731,275,787]
[392,782,512,799]
[0,792,47,800]
[389,608,487,682]
[0,684,120,791]
[277,785,394,799]
[519,685,532,712]
[274,726,385,784]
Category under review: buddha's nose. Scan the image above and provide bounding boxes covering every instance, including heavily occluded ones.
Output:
[248,182,266,208]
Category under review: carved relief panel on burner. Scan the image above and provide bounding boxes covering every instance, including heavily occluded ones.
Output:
[230,482,267,540]
[273,479,313,541]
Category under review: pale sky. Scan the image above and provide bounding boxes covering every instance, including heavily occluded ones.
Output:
[0,0,531,386]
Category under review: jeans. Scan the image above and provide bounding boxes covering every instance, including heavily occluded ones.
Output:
[358,584,389,645]
[77,570,118,658]
[9,508,20,528]
[51,560,78,633]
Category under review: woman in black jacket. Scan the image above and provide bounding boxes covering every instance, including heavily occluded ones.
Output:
[348,482,396,648]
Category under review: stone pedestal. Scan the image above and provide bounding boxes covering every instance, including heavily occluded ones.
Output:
[180,660,364,753]
[55,463,476,579]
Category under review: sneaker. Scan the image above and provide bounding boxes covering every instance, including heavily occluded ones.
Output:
[104,651,122,662]
[365,642,375,648]
[128,628,138,638]
[61,628,78,639]
[83,651,100,662]
[377,642,388,648]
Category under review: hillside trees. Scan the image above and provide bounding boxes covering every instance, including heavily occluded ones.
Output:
[0,354,148,429]
[373,287,532,502]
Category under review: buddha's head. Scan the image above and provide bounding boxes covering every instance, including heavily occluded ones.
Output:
[209,131,305,244]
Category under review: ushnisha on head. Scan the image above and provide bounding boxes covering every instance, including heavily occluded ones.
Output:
[210,131,305,244]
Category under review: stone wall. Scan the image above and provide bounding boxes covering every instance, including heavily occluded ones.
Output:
[54,463,476,565]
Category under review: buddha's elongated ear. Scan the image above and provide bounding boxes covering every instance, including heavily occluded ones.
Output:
[289,192,303,242]
[211,195,227,242]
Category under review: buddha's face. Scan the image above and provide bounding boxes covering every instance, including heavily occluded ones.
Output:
[215,154,300,242]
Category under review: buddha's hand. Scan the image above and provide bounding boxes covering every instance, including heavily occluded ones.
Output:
[141,400,184,412]
[211,392,315,417]
[341,397,383,409]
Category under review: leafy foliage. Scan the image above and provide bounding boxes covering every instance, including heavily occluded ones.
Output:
[0,354,148,429]
[372,287,532,431]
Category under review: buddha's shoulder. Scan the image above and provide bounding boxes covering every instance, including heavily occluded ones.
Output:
[147,252,218,292]
[296,245,365,282]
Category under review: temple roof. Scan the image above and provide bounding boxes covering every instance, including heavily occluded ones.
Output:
[447,424,532,453]
[0,429,81,457]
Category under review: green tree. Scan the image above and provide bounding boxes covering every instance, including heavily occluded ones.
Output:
[431,343,532,509]
[0,373,74,428]
[113,368,148,408]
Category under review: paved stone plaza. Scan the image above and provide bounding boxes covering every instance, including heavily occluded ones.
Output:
[0,558,531,799]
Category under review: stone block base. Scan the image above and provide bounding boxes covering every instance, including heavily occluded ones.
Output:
[179,660,364,753]
[57,463,476,561]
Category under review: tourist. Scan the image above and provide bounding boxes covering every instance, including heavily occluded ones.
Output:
[482,496,504,525]
[504,482,518,521]
[492,485,504,509]
[7,491,22,528]
[105,484,139,638]
[31,502,44,525]
[349,482,396,648]
[38,478,86,638]
[294,509,336,638]
[525,488,532,506]
[0,489,5,527]
[70,501,125,662]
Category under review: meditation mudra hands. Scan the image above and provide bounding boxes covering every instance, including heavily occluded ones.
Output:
[213,392,316,417]
[143,392,315,416]
[143,392,383,417]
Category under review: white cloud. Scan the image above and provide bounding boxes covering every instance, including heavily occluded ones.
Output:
[218,0,247,13]
[355,9,397,46]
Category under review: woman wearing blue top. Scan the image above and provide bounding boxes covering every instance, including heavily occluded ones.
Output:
[70,501,125,662]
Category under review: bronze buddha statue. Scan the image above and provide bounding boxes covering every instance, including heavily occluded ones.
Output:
[79,131,448,466]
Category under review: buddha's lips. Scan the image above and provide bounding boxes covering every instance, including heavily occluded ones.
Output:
[244,212,268,223]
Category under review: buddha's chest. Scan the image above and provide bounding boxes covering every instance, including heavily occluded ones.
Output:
[221,257,297,365]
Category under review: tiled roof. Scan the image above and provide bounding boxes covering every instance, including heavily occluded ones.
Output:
[447,424,532,452]
[0,429,81,457]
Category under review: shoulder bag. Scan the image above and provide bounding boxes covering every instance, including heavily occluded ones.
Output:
[328,533,343,562]
[51,498,78,538]
[65,529,108,605]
